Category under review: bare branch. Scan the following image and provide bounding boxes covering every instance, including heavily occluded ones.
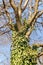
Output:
[0,22,15,31]
[9,0,17,11]
[29,10,43,25]
[25,10,43,38]
[0,22,9,29]
[38,52,43,57]
[29,0,32,16]
[26,0,40,32]
[28,11,38,26]
[36,11,43,18]
[2,0,15,31]
[27,0,40,26]
[0,30,10,36]
[31,10,43,24]
[0,11,5,15]
[28,10,43,27]
[3,0,6,8]
[33,43,43,47]
[34,0,40,12]
[22,0,29,12]
[19,0,23,6]
[9,0,22,31]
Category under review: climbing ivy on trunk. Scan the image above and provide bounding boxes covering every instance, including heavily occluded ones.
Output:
[10,29,38,65]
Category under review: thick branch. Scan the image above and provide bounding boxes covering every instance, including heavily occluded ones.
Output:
[9,0,22,31]
[19,0,23,6]
[22,0,29,12]
[9,0,17,11]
